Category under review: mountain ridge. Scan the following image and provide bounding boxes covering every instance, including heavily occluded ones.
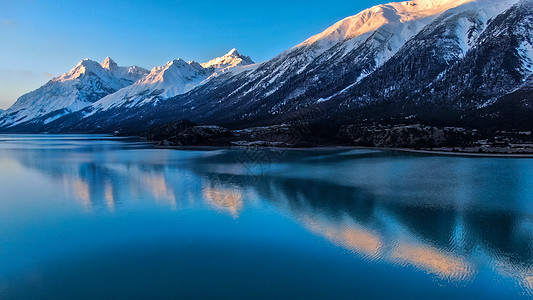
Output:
[0,58,149,128]
[86,49,255,115]
[0,49,254,129]
[1,0,532,145]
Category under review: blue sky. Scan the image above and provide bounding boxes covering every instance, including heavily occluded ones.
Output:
[0,0,384,109]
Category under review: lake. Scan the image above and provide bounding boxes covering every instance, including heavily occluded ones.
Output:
[0,134,532,299]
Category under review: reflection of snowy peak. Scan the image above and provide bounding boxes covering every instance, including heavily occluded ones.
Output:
[201,48,254,70]
[0,57,148,127]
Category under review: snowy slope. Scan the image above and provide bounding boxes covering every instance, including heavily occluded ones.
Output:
[287,0,474,69]
[118,0,500,125]
[132,0,522,126]
[39,0,523,132]
[300,0,474,47]
[91,59,212,111]
[88,49,254,113]
[0,58,148,127]
[101,57,149,85]
[323,0,521,106]
[171,0,483,119]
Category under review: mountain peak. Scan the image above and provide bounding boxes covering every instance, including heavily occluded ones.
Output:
[101,56,118,70]
[227,48,239,56]
[162,58,190,69]
[57,59,105,82]
[146,58,205,82]
[76,58,99,67]
[92,57,216,112]
[299,0,472,47]
[201,49,254,70]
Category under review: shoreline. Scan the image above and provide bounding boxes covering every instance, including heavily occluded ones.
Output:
[154,144,533,158]
[2,132,532,158]
[383,147,533,158]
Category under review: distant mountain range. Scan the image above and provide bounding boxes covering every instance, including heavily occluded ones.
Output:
[0,48,254,130]
[1,0,533,140]
[0,58,149,128]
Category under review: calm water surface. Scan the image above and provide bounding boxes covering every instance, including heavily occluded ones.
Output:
[1,135,533,299]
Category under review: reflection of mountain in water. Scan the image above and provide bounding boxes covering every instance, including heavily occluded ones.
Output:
[7,145,533,293]
[202,183,243,218]
[6,144,248,216]
[202,171,533,292]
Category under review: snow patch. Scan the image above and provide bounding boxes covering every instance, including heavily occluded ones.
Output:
[518,41,533,74]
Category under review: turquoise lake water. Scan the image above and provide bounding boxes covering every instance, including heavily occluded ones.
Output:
[1,135,532,299]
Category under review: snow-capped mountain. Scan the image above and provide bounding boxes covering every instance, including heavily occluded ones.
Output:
[3,0,533,133]
[328,0,528,113]
[85,49,254,114]
[0,49,254,129]
[101,57,149,85]
[105,0,520,127]
[90,59,212,112]
[0,58,148,128]
[201,48,254,71]
[57,0,479,131]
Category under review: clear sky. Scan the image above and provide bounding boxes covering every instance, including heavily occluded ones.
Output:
[0,0,385,109]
